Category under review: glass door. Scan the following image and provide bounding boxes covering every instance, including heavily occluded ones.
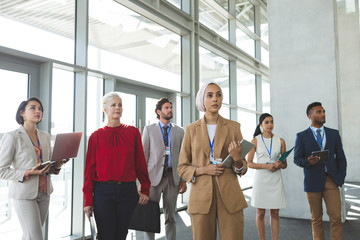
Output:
[0,68,29,239]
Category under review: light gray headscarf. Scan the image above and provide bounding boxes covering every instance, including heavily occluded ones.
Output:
[196,82,222,112]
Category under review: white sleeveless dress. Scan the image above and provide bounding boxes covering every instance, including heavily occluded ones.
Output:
[251,134,286,209]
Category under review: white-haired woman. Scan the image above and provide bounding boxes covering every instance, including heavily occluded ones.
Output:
[83,92,151,240]
[177,82,248,240]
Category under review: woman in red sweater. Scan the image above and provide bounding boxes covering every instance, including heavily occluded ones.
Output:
[83,92,151,240]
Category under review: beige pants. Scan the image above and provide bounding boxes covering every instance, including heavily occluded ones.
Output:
[190,177,244,240]
[306,175,342,240]
[13,192,50,240]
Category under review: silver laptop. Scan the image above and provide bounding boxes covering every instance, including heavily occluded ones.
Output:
[40,132,82,168]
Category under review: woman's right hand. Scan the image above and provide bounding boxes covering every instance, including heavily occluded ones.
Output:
[265,163,278,172]
[198,164,225,176]
[25,163,51,179]
[84,206,94,219]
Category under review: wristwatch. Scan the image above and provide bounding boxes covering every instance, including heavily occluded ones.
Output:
[191,176,196,183]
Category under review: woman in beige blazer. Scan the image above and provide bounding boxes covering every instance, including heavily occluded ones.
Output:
[0,97,66,240]
[177,82,248,240]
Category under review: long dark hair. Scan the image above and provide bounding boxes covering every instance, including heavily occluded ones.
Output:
[253,113,273,138]
[15,97,44,125]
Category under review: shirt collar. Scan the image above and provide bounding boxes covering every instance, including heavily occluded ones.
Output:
[310,125,324,133]
[159,121,171,128]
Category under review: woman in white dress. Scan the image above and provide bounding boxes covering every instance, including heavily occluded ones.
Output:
[247,113,287,240]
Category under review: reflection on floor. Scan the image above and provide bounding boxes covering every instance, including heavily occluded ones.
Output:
[131,182,360,240]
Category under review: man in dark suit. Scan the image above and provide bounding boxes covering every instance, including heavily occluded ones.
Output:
[294,102,347,240]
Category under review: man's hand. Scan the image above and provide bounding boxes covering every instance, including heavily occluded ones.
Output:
[201,164,225,176]
[178,182,187,194]
[307,155,320,165]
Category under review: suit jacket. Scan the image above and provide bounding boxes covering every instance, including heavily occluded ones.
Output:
[294,127,347,192]
[142,122,185,187]
[177,116,248,214]
[0,126,54,199]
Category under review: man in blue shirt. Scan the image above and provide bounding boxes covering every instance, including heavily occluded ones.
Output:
[142,98,186,240]
[294,102,347,240]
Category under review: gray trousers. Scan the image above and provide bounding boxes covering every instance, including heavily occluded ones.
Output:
[12,192,50,240]
[144,171,179,240]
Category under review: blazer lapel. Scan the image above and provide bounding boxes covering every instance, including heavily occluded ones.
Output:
[324,127,330,150]
[18,126,37,161]
[170,123,176,151]
[196,117,210,159]
[156,122,165,148]
[214,116,228,158]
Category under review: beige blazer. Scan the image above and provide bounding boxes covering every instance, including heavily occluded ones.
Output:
[142,122,185,187]
[0,126,54,199]
[177,116,248,214]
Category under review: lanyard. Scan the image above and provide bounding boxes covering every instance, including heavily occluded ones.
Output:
[261,134,272,159]
[209,137,215,158]
[312,129,325,150]
[30,135,43,163]
[159,123,171,144]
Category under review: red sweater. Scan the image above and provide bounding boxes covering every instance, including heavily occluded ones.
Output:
[83,124,151,206]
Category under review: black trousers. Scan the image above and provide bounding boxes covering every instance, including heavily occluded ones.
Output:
[94,181,138,240]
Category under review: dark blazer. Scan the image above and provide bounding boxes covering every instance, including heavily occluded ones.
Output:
[294,127,347,192]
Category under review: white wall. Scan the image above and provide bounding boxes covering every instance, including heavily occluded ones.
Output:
[268,0,345,219]
[337,1,360,182]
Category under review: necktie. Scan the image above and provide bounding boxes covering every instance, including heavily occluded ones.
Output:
[162,126,169,178]
[316,129,322,149]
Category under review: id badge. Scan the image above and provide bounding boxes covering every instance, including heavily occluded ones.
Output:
[165,146,170,155]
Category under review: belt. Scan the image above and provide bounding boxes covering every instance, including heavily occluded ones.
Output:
[96,181,134,184]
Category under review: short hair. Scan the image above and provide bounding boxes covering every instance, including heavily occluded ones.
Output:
[155,98,172,119]
[16,97,44,125]
[102,92,122,109]
[306,102,322,116]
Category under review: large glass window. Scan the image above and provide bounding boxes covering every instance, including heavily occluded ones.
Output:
[199,47,230,104]
[235,0,255,33]
[119,92,137,127]
[237,67,256,110]
[260,8,269,45]
[87,75,104,137]
[49,68,74,239]
[237,110,256,189]
[215,0,229,11]
[88,0,181,91]
[0,69,28,239]
[146,97,160,126]
[262,78,271,113]
[236,28,255,57]
[0,0,75,63]
[199,1,229,40]
[261,47,269,66]
[0,69,28,135]
[166,0,181,9]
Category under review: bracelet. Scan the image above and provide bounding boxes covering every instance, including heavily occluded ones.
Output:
[233,166,243,174]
